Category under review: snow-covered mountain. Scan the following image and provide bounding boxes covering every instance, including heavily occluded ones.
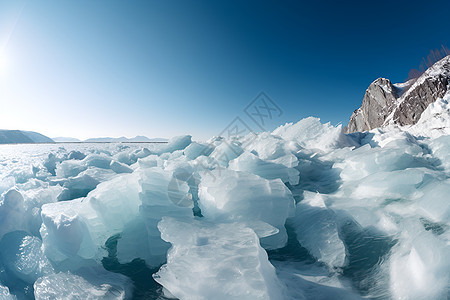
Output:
[346,55,450,133]
[0,130,54,144]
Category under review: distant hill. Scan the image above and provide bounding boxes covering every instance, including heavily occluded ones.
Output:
[53,137,82,143]
[0,130,54,144]
[0,131,166,144]
[83,136,168,143]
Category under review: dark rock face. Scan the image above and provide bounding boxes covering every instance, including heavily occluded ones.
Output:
[346,78,399,133]
[393,74,449,126]
[346,55,450,133]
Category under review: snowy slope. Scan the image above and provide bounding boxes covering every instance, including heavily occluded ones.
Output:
[383,55,450,126]
[406,92,450,138]
[362,90,450,147]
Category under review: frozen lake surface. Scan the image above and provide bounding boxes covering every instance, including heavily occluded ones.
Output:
[0,116,449,299]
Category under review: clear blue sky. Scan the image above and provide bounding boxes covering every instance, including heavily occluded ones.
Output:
[1,0,450,140]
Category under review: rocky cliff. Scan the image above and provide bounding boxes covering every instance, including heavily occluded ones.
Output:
[345,55,450,133]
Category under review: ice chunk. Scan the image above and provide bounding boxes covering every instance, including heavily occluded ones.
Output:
[273,117,357,151]
[79,167,117,183]
[10,169,34,185]
[334,144,428,182]
[416,179,450,223]
[43,153,60,176]
[42,167,192,267]
[2,188,24,209]
[134,148,152,159]
[154,217,286,300]
[154,135,192,155]
[115,217,152,265]
[0,284,15,300]
[40,199,97,262]
[183,142,214,160]
[17,184,63,235]
[34,269,132,300]
[137,155,162,169]
[209,140,243,167]
[426,135,450,170]
[0,176,15,196]
[198,169,295,249]
[41,173,142,262]
[57,188,78,201]
[388,220,450,300]
[116,167,194,267]
[159,149,184,161]
[22,183,62,208]
[83,154,112,169]
[229,151,299,185]
[56,174,100,201]
[345,169,425,204]
[0,189,26,239]
[244,131,300,161]
[269,152,299,168]
[139,167,193,209]
[0,231,54,284]
[55,160,87,178]
[289,192,346,268]
[114,150,137,166]
[110,160,133,174]
[67,150,86,160]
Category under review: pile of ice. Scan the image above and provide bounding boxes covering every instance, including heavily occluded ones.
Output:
[0,94,450,299]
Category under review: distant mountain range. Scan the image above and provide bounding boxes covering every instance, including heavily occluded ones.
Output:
[0,130,54,144]
[52,137,81,143]
[82,136,167,143]
[0,131,167,144]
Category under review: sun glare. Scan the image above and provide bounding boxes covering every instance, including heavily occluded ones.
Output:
[0,53,8,75]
